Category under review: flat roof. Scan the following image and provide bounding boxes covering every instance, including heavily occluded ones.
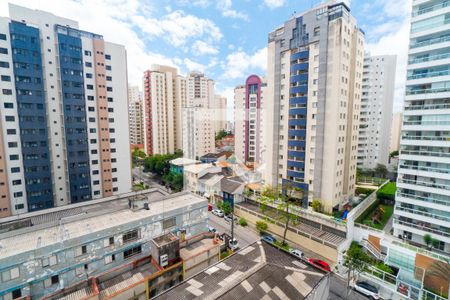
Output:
[184,163,218,174]
[0,192,206,260]
[169,158,200,166]
[153,232,179,247]
[180,237,220,260]
[157,241,327,299]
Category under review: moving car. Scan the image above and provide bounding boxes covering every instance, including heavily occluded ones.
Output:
[261,234,277,244]
[289,248,304,258]
[354,281,380,299]
[308,258,331,272]
[224,215,237,223]
[212,209,224,217]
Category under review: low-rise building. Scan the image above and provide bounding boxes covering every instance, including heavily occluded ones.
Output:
[199,152,232,164]
[183,164,221,193]
[0,190,208,299]
[169,158,200,175]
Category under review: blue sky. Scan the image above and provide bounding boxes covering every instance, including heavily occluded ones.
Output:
[1,0,411,111]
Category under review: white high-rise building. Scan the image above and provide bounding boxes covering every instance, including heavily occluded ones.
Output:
[393,0,450,253]
[182,72,216,159]
[263,1,365,212]
[214,94,228,135]
[234,75,268,165]
[143,65,185,155]
[128,86,144,146]
[0,4,131,217]
[357,55,397,169]
[389,112,403,153]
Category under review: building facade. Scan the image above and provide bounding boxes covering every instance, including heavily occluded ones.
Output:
[393,0,450,253]
[214,94,228,135]
[143,65,185,155]
[234,75,268,165]
[128,85,144,146]
[0,190,208,299]
[357,54,397,169]
[182,72,216,159]
[0,4,131,217]
[389,112,403,153]
[263,1,365,212]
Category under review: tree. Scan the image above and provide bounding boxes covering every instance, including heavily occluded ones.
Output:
[344,242,373,299]
[239,218,248,227]
[222,201,232,215]
[256,221,268,234]
[389,150,399,158]
[259,184,303,246]
[215,129,230,141]
[431,238,441,249]
[423,234,432,248]
[374,163,388,178]
[311,199,323,213]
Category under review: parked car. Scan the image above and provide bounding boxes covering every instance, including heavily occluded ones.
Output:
[261,234,277,244]
[308,258,331,272]
[208,203,213,211]
[289,248,304,258]
[212,209,224,217]
[354,281,380,299]
[208,226,217,233]
[224,215,237,223]
[229,238,239,251]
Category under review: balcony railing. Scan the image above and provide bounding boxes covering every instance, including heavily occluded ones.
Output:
[407,69,450,80]
[393,218,450,237]
[400,149,450,158]
[409,52,450,65]
[411,19,450,34]
[412,1,450,17]
[395,206,450,223]
[403,120,450,126]
[396,192,449,206]
[401,135,450,141]
[397,178,450,190]
[410,35,450,49]
[399,164,450,174]
[404,103,450,110]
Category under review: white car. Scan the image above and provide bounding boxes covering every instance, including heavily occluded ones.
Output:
[212,209,224,217]
[354,281,380,300]
[208,226,217,233]
[289,248,304,258]
[229,238,239,251]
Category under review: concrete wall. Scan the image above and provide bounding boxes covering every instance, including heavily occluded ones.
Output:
[234,206,338,263]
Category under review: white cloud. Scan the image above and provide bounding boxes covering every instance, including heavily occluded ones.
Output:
[191,40,219,56]
[222,47,267,80]
[132,10,223,47]
[183,58,207,73]
[177,0,211,8]
[263,0,286,9]
[216,0,249,21]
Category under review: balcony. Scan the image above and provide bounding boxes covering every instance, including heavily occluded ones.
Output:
[403,120,450,126]
[412,1,450,17]
[405,86,450,95]
[407,69,450,80]
[395,206,450,223]
[396,192,449,207]
[393,218,450,238]
[399,164,450,174]
[401,135,450,142]
[411,18,450,34]
[397,177,450,190]
[404,103,450,110]
[400,149,450,158]
[409,52,450,64]
[410,35,450,49]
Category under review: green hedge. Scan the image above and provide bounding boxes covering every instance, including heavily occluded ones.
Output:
[355,187,376,196]
[356,198,380,224]
[376,182,396,202]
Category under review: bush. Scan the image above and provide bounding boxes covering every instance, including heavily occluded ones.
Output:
[239,218,248,227]
[311,199,323,212]
[355,187,376,196]
[356,199,380,224]
[376,182,396,203]
[375,262,394,274]
[256,221,268,234]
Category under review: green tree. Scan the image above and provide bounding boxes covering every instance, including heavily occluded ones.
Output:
[132,148,146,159]
[374,163,388,178]
[259,184,303,246]
[423,234,432,248]
[222,201,232,215]
[389,150,399,157]
[311,199,323,213]
[256,221,268,234]
[215,129,230,141]
[344,242,373,299]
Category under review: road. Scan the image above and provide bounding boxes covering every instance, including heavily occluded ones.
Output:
[132,167,170,192]
[207,212,260,249]
[329,273,369,300]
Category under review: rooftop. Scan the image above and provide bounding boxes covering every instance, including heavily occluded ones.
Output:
[169,157,200,167]
[0,191,206,260]
[152,232,179,247]
[184,163,219,175]
[156,241,327,300]
[221,176,245,194]
[200,151,233,159]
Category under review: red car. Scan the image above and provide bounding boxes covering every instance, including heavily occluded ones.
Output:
[208,203,213,211]
[308,258,331,272]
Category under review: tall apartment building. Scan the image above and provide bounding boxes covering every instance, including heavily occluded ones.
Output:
[357,55,397,169]
[393,0,450,253]
[234,75,268,165]
[182,72,215,159]
[389,112,403,152]
[214,94,228,134]
[143,65,185,155]
[128,85,144,146]
[0,4,131,217]
[263,1,365,212]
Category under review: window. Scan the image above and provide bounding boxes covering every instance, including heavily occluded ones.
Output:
[2,89,12,95]
[42,255,57,267]
[84,50,91,56]
[75,245,88,256]
[86,73,93,78]
[12,180,21,186]
[44,275,59,287]
[123,229,139,243]
[5,116,14,122]
[0,47,8,54]
[104,236,114,247]
[87,95,94,101]
[12,288,22,299]
[0,61,9,68]
[1,75,11,81]
[7,129,16,134]
[87,84,94,90]
[85,62,92,67]
[4,102,13,108]
[107,87,113,92]
[106,76,112,81]
[9,155,19,160]
[163,217,176,230]
[105,54,111,60]
[106,65,112,70]
[0,33,6,40]
[124,245,141,259]
[8,142,17,148]
[11,167,20,173]
[1,267,19,281]
[105,254,116,264]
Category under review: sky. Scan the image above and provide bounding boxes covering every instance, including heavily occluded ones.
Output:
[0,0,411,113]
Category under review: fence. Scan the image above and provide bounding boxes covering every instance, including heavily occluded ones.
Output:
[347,179,390,222]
